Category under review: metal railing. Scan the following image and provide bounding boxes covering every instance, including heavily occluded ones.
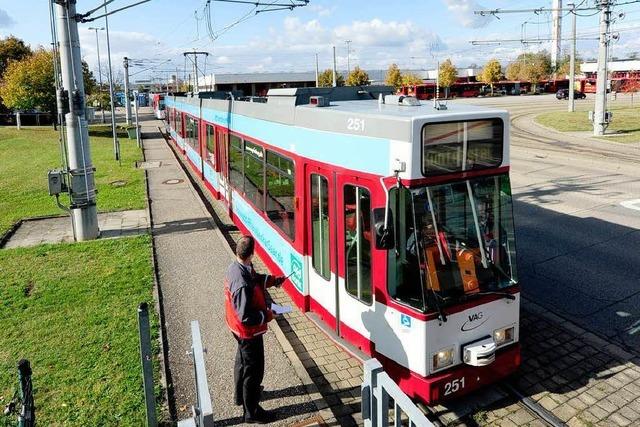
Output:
[361,359,434,427]
[178,321,214,427]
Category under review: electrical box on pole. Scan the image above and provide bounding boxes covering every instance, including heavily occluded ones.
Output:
[52,0,99,241]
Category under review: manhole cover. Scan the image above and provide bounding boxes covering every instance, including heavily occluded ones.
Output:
[162,179,184,185]
[110,180,127,187]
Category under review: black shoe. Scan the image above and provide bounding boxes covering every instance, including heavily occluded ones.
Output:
[244,407,276,424]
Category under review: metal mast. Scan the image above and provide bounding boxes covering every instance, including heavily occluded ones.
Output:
[54,0,99,240]
[332,46,337,87]
[103,0,119,161]
[593,0,612,136]
[551,0,563,72]
[88,27,106,123]
[568,3,577,112]
[123,56,132,125]
[183,51,209,93]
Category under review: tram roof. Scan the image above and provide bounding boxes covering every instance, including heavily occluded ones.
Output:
[168,86,508,142]
[303,99,508,121]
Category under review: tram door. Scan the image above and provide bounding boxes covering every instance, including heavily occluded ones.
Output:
[216,128,230,207]
[336,175,375,344]
[306,166,338,331]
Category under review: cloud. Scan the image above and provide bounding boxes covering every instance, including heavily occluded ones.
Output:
[443,0,492,29]
[216,56,232,64]
[0,8,15,28]
[309,4,336,17]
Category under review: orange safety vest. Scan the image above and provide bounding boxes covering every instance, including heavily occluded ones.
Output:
[224,275,269,339]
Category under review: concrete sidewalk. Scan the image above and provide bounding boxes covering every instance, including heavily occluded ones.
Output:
[140,118,319,425]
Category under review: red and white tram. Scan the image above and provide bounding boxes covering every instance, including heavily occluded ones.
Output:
[164,87,520,405]
[150,93,165,120]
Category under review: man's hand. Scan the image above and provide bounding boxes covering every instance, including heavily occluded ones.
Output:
[265,310,274,323]
[273,276,287,287]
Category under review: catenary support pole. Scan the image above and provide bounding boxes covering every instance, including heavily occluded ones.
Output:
[332,45,337,87]
[133,90,140,148]
[89,27,106,123]
[103,0,119,161]
[345,39,352,75]
[315,53,319,87]
[568,3,577,112]
[593,0,611,136]
[123,56,132,125]
[54,0,99,241]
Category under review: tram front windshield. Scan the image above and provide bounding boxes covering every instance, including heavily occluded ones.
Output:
[387,174,518,311]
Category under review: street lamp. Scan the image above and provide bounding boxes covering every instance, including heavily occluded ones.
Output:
[88,26,105,123]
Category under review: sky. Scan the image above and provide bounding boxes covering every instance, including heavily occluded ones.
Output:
[0,0,639,84]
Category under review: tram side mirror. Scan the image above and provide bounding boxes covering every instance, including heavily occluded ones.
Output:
[373,208,394,250]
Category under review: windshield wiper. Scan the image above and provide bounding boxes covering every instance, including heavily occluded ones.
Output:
[411,191,447,324]
[458,291,516,302]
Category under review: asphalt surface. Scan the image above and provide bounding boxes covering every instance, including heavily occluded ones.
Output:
[455,93,640,353]
[141,119,318,425]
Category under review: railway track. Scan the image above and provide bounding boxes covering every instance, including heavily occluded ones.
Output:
[416,379,566,427]
[509,111,640,165]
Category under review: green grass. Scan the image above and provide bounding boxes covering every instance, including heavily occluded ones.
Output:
[535,106,640,143]
[0,125,145,236]
[0,235,158,425]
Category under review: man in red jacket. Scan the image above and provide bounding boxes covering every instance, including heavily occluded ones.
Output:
[224,235,286,423]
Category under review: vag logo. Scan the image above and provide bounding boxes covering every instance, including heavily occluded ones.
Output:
[468,312,483,322]
[461,312,488,331]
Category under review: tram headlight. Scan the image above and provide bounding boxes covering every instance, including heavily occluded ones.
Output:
[493,326,515,347]
[432,347,455,371]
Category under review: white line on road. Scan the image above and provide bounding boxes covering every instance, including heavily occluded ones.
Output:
[620,199,640,211]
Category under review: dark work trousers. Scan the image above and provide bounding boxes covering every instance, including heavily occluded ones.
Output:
[233,334,265,417]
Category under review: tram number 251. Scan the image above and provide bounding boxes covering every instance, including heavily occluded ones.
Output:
[443,377,465,396]
[347,117,365,132]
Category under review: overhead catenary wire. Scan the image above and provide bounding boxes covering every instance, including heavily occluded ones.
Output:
[80,0,153,23]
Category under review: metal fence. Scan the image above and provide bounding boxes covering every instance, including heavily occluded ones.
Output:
[178,321,214,427]
[0,113,56,126]
[361,359,434,427]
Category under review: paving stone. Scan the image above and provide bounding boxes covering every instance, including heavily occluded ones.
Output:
[587,404,610,421]
[597,398,619,413]
[507,408,535,425]
[606,413,631,426]
[618,404,640,423]
[555,403,579,422]
[566,397,589,412]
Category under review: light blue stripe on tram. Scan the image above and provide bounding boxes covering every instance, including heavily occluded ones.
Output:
[203,162,219,191]
[185,145,201,172]
[169,99,390,176]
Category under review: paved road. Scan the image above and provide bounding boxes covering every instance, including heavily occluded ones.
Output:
[455,94,640,352]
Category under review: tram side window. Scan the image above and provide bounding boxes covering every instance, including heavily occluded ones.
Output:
[229,134,243,190]
[311,174,330,279]
[176,112,183,137]
[387,188,426,311]
[185,116,199,153]
[205,125,215,166]
[265,151,295,240]
[244,141,265,209]
[344,185,372,304]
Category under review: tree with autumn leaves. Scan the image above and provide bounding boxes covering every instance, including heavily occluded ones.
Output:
[346,66,370,86]
[479,59,502,96]
[438,59,457,98]
[0,36,96,115]
[505,52,552,92]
